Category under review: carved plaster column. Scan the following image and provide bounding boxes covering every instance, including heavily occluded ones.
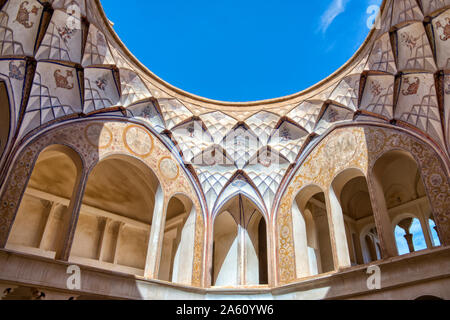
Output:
[399,218,415,253]
[325,188,351,270]
[171,206,197,285]
[367,172,398,258]
[55,168,90,262]
[291,200,311,278]
[144,185,165,279]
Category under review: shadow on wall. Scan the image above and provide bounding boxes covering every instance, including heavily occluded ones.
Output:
[1,122,178,299]
[0,81,10,165]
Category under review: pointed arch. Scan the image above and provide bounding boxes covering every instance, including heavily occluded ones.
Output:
[212,171,268,221]
[212,194,268,286]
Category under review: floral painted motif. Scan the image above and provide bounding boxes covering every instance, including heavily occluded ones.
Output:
[402,77,420,96]
[326,108,339,122]
[280,126,292,142]
[0,121,206,286]
[54,69,74,90]
[436,18,450,41]
[9,61,25,81]
[400,32,420,55]
[14,1,39,29]
[57,25,78,45]
[141,105,157,119]
[370,80,383,97]
[96,77,107,91]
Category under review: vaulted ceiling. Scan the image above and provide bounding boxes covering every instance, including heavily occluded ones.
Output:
[0,0,449,215]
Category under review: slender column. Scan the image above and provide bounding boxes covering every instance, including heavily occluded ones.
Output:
[404,233,415,253]
[325,188,351,270]
[398,218,414,253]
[113,223,125,265]
[144,185,165,279]
[291,200,311,278]
[39,202,61,249]
[205,215,214,287]
[238,224,246,285]
[55,168,89,261]
[416,206,433,249]
[367,173,398,258]
[96,218,109,261]
[172,207,197,285]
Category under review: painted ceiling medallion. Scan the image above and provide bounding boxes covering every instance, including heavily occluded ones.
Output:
[159,157,180,181]
[123,125,154,157]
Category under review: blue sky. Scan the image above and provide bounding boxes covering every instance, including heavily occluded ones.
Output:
[102,0,382,102]
[395,219,441,255]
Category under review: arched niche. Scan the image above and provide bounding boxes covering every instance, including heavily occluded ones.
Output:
[373,150,440,256]
[212,195,268,287]
[70,154,160,276]
[359,224,382,264]
[0,81,10,159]
[292,185,334,279]
[394,216,427,255]
[6,145,83,259]
[158,194,197,285]
[330,168,381,265]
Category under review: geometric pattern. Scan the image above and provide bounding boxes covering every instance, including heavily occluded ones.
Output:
[20,61,82,138]
[286,100,322,132]
[82,24,115,67]
[394,22,437,72]
[360,74,395,119]
[35,9,83,63]
[0,0,43,56]
[84,66,120,113]
[195,164,235,211]
[315,103,354,135]
[269,120,309,162]
[391,0,424,27]
[395,72,445,148]
[126,99,166,133]
[329,74,360,110]
[200,111,238,144]
[367,33,397,74]
[431,9,450,70]
[246,161,290,213]
[158,98,193,130]
[0,0,448,224]
[245,111,280,145]
[119,68,151,106]
[418,0,450,16]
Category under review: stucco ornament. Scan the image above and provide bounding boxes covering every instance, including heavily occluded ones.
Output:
[123,125,154,158]
[159,157,180,181]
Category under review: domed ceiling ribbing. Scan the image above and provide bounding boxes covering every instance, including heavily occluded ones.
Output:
[0,0,449,215]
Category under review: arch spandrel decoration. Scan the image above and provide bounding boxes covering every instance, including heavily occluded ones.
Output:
[0,120,205,287]
[363,127,450,245]
[276,125,450,285]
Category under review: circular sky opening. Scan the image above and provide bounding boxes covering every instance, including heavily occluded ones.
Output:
[102,0,382,102]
